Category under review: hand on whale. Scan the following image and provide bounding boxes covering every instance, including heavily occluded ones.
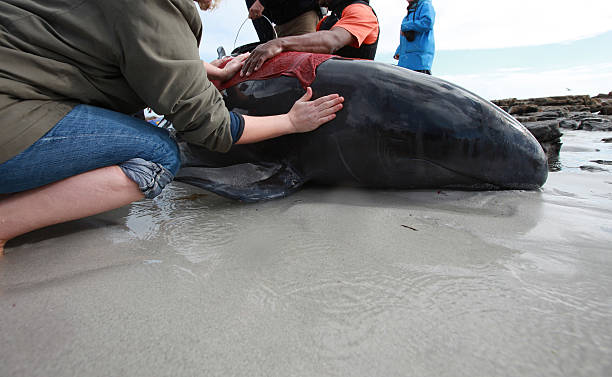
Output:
[235,87,344,144]
[241,39,284,77]
[287,87,345,133]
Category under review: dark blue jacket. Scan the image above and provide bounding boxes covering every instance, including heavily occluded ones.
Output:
[395,0,435,71]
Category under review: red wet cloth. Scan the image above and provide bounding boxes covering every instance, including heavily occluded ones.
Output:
[212,52,337,91]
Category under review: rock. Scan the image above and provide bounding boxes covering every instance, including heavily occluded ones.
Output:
[590,106,603,113]
[534,110,566,121]
[580,118,612,131]
[570,106,593,112]
[559,119,580,130]
[594,92,612,99]
[532,95,592,107]
[492,98,518,107]
[569,112,595,121]
[541,140,562,160]
[515,115,537,123]
[523,121,562,142]
[508,104,539,115]
[600,106,612,115]
[492,92,612,166]
[580,165,609,172]
[516,109,569,123]
[522,121,563,160]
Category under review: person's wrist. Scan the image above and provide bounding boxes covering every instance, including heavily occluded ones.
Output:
[206,65,222,80]
[217,67,230,81]
[221,67,232,81]
[283,113,298,134]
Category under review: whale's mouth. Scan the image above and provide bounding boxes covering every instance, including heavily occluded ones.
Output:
[388,156,545,190]
[333,138,363,184]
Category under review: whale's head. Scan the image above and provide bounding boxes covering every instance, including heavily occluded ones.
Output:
[308,60,548,190]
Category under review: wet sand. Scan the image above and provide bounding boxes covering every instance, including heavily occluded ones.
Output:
[1,130,611,376]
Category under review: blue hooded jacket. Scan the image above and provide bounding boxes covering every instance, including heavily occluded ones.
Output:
[395,0,435,71]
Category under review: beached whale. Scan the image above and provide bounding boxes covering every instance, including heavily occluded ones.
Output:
[176,55,548,201]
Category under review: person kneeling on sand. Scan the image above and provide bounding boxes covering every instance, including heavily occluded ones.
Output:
[0,0,344,255]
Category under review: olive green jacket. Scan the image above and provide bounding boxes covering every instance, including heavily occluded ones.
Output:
[0,0,232,164]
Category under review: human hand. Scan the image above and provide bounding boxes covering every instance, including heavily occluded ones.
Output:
[393,54,399,60]
[210,56,232,68]
[219,53,250,81]
[240,40,283,76]
[194,0,213,11]
[248,0,264,19]
[288,87,344,133]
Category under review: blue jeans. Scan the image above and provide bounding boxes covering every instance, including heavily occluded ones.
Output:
[0,104,180,198]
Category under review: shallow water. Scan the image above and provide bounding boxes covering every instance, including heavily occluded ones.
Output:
[1,130,611,377]
[552,130,612,173]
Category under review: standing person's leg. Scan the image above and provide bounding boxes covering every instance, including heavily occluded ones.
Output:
[245,0,275,42]
[0,104,181,255]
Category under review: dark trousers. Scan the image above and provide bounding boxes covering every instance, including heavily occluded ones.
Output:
[245,0,275,42]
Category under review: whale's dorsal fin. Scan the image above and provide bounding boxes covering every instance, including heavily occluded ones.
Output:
[175,162,305,202]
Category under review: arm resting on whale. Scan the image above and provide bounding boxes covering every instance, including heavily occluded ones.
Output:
[241,28,354,76]
[235,87,344,144]
[203,53,250,82]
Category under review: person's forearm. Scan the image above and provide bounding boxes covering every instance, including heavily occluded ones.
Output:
[277,30,349,54]
[202,61,224,80]
[236,114,294,144]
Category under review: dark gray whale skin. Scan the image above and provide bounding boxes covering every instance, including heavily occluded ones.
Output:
[177,58,548,201]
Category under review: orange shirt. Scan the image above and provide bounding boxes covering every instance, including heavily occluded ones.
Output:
[317,4,379,47]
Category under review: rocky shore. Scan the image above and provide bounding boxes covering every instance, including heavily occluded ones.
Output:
[493,92,612,168]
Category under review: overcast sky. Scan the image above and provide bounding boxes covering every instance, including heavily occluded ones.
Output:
[198,0,612,99]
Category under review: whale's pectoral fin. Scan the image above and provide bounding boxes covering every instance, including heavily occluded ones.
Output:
[174,162,305,202]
